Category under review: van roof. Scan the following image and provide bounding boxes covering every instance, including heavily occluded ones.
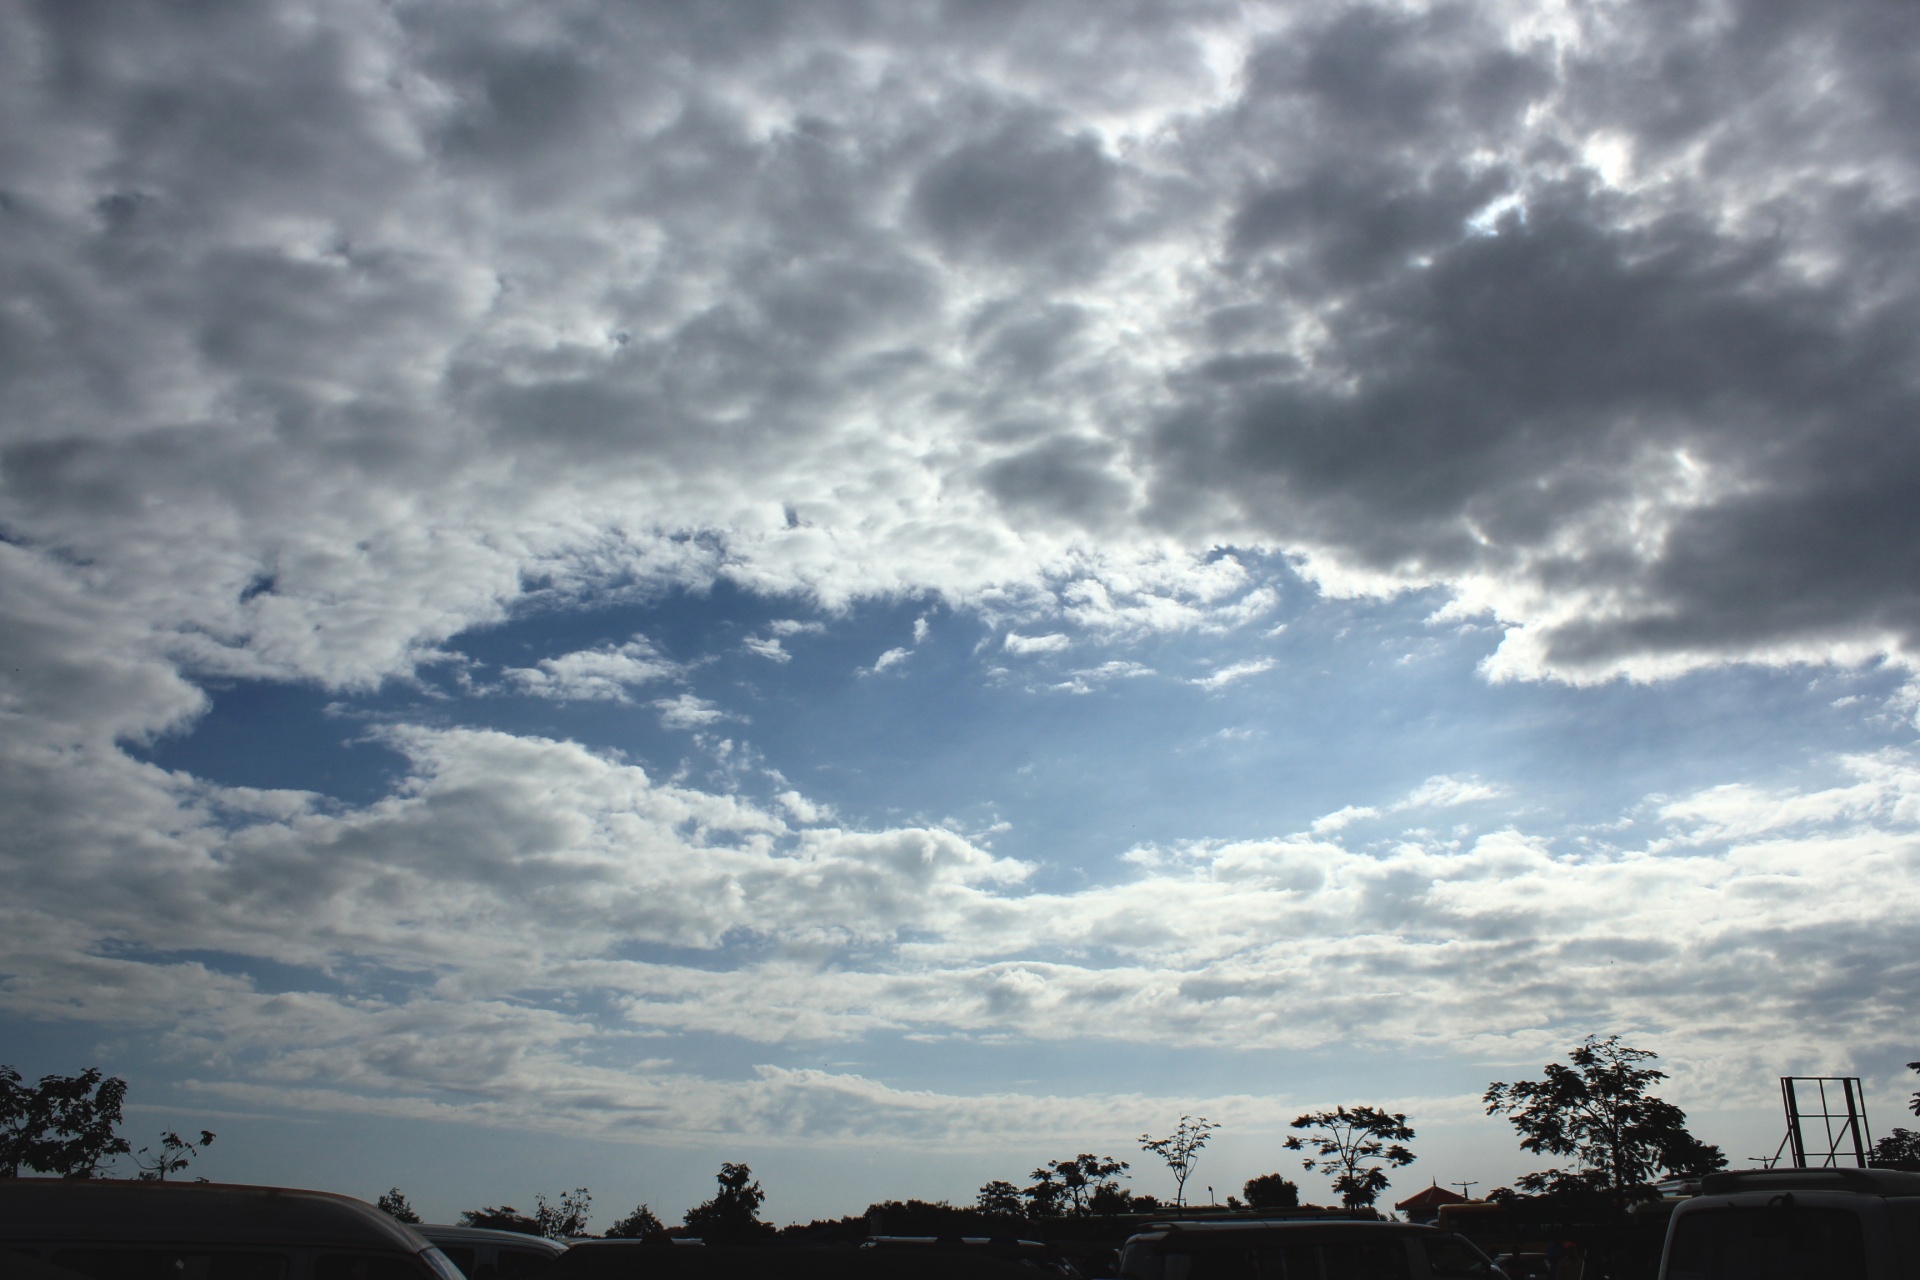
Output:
[417,1227,567,1253]
[0,1180,431,1251]
[1699,1168,1920,1197]
[1130,1220,1439,1244]
[556,1241,1042,1280]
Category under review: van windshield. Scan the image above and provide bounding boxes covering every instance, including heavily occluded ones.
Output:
[1666,1203,1866,1280]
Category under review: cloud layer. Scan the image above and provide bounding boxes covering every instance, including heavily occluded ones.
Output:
[5,0,1920,700]
[4,0,1920,1164]
[6,714,1917,1137]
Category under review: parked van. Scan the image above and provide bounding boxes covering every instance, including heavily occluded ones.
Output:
[555,1239,1048,1280]
[414,1227,565,1280]
[0,1180,465,1280]
[859,1236,1080,1277]
[1115,1218,1503,1280]
[1659,1167,1920,1280]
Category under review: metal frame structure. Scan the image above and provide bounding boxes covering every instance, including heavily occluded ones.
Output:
[1773,1076,1873,1168]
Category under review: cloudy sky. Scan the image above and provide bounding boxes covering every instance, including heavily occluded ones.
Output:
[5,0,1920,1225]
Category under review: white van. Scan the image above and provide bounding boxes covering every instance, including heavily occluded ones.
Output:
[1659,1167,1920,1280]
[0,1180,467,1280]
[414,1227,565,1280]
[1116,1218,1503,1280]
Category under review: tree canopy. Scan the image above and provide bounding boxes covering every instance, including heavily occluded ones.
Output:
[1029,1154,1129,1217]
[976,1179,1023,1218]
[683,1162,774,1244]
[458,1207,545,1235]
[1,1065,133,1179]
[1483,1035,1725,1197]
[1243,1173,1300,1210]
[535,1188,592,1239]
[1284,1106,1415,1208]
[604,1202,666,1240]
[376,1189,422,1224]
[1872,1128,1920,1172]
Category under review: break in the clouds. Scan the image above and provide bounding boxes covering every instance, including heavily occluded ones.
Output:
[3,0,1920,1215]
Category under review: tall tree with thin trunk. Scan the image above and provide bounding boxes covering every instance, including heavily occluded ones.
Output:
[1284,1106,1415,1208]
[135,1129,215,1181]
[1140,1115,1220,1208]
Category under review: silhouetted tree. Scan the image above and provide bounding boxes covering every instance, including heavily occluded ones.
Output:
[135,1130,215,1181]
[1871,1129,1920,1172]
[1907,1060,1920,1118]
[0,1065,131,1178]
[1088,1183,1136,1215]
[1659,1129,1730,1179]
[1285,1106,1415,1208]
[1483,1035,1725,1197]
[1243,1173,1300,1210]
[459,1207,544,1235]
[461,1189,590,1238]
[535,1187,592,1239]
[1023,1165,1065,1217]
[976,1180,1023,1218]
[604,1203,666,1240]
[1031,1155,1129,1216]
[683,1163,774,1243]
[377,1189,423,1224]
[1140,1115,1220,1208]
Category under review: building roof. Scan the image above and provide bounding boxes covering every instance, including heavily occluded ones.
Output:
[1393,1184,1472,1211]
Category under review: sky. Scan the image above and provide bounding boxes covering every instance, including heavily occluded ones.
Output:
[3,0,1920,1229]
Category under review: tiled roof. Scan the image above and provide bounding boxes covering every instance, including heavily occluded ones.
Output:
[1393,1184,1472,1210]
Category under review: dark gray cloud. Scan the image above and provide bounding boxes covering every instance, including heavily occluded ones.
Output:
[11,0,1911,684]
[1139,0,1920,676]
[912,114,1121,274]
[0,0,1910,757]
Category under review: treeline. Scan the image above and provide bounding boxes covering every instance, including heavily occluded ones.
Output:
[10,1040,1920,1235]
[377,1162,780,1245]
[393,1038,1920,1237]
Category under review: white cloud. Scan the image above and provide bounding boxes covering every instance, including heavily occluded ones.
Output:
[743,636,791,663]
[1656,753,1920,844]
[505,639,678,702]
[1048,659,1156,694]
[1311,805,1378,833]
[5,708,1916,1128]
[867,647,912,674]
[777,791,835,825]
[1004,632,1072,655]
[1311,775,1505,833]
[0,0,1910,737]
[1190,658,1275,689]
[1399,775,1509,810]
[653,694,728,729]
[1079,660,1154,680]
